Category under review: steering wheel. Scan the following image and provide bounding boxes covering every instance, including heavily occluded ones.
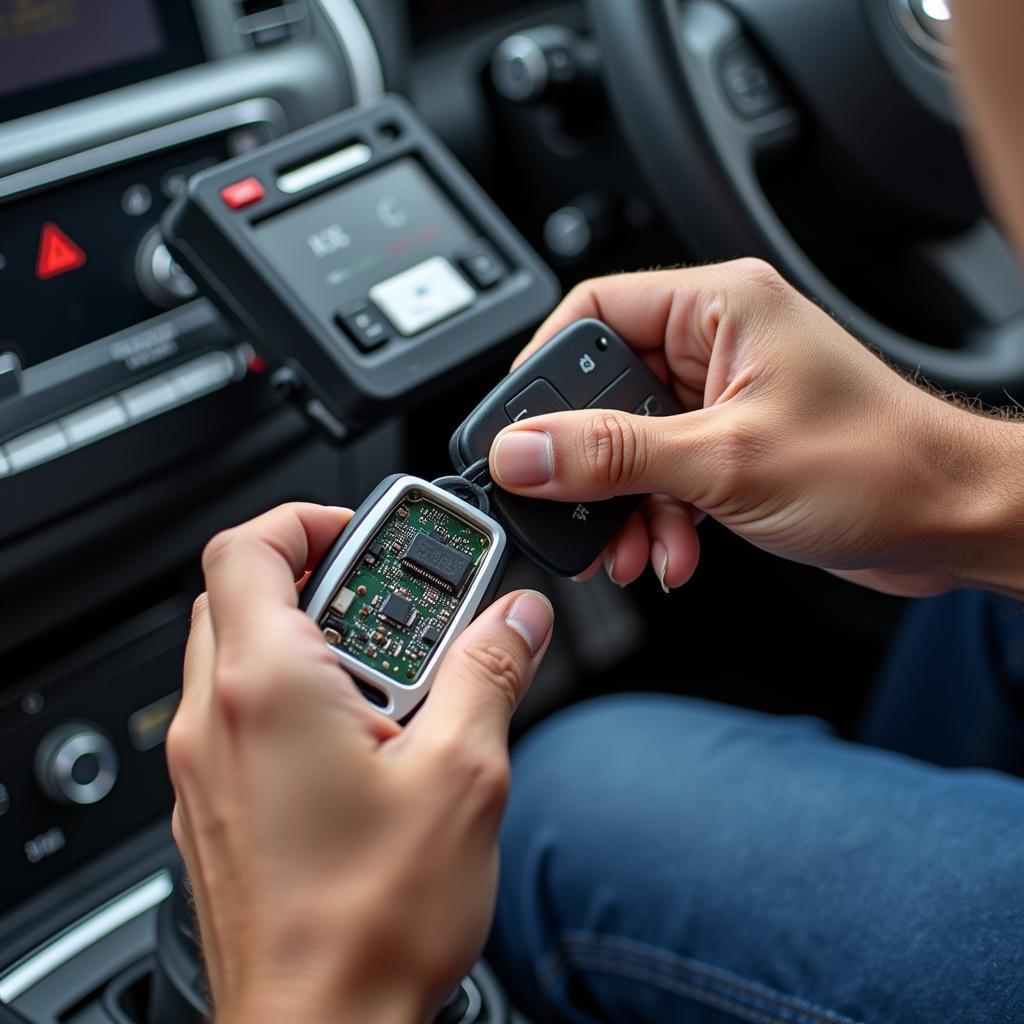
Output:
[588,0,1024,402]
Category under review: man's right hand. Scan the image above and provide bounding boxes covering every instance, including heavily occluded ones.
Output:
[489,259,1024,598]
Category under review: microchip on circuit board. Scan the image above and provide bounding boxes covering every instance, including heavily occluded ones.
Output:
[401,531,473,593]
[380,592,417,629]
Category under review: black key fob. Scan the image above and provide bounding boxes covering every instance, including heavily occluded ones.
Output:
[449,318,683,576]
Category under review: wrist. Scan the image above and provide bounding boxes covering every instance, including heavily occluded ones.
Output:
[216,985,432,1024]
[917,393,1024,598]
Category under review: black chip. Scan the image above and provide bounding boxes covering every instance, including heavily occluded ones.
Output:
[401,532,473,592]
[421,624,441,646]
[380,593,416,628]
[367,541,383,559]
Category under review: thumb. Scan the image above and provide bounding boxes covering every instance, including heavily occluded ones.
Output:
[489,408,720,502]
[407,590,552,757]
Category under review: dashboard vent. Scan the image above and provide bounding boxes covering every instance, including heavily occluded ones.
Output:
[235,0,307,47]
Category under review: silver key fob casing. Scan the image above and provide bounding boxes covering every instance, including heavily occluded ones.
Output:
[301,475,508,721]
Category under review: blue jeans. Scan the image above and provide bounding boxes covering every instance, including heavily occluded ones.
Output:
[488,590,1024,1023]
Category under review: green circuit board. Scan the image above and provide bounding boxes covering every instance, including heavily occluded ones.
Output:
[317,491,489,685]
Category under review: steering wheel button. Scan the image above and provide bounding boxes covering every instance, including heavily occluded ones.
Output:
[504,379,571,423]
[220,177,265,210]
[718,39,786,119]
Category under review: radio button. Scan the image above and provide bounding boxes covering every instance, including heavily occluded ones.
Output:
[5,423,67,473]
[120,374,180,421]
[60,397,128,446]
[169,351,235,399]
[460,242,507,290]
[35,723,118,806]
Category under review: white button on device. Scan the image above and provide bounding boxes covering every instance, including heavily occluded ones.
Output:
[0,449,9,478]
[60,397,128,446]
[369,256,476,337]
[5,423,68,472]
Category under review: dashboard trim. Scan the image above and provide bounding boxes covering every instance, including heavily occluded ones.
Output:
[0,870,172,1004]
[314,0,386,103]
[0,99,285,202]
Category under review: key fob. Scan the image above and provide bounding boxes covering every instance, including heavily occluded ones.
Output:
[301,474,508,721]
[449,318,683,576]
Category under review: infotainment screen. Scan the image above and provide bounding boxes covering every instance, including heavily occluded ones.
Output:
[0,0,205,123]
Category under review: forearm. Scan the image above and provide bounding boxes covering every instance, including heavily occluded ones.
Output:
[922,397,1024,600]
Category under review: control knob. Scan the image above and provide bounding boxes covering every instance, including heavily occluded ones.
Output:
[35,722,118,806]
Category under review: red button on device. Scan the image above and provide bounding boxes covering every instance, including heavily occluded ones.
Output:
[220,177,265,210]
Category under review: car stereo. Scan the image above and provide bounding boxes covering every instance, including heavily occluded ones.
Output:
[163,95,560,434]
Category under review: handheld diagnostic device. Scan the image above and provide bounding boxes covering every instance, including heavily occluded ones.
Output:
[162,95,559,436]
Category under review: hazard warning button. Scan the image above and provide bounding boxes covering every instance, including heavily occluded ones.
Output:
[36,222,87,280]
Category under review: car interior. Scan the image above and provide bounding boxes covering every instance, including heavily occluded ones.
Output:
[2,1,1022,1022]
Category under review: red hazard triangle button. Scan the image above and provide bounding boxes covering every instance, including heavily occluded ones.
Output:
[36,222,87,280]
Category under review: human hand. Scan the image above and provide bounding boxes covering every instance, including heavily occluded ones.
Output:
[167,503,553,1024]
[489,259,1023,597]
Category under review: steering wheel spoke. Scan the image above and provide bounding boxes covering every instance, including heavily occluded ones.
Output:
[674,2,801,162]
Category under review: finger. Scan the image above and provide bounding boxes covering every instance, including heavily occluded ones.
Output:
[407,590,553,755]
[603,511,650,586]
[572,552,604,583]
[489,407,722,503]
[201,503,350,657]
[512,270,689,370]
[644,495,701,591]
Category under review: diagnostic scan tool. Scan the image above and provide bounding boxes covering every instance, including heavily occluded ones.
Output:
[163,95,558,436]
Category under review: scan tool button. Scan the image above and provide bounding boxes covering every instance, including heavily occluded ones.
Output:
[504,379,570,423]
[369,256,476,336]
[337,301,392,352]
[220,177,265,210]
[4,423,68,472]
[460,241,507,290]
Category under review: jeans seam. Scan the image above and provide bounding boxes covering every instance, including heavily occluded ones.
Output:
[554,931,864,1024]
[546,949,808,1024]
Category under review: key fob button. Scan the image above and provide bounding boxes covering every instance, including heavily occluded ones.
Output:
[504,378,571,422]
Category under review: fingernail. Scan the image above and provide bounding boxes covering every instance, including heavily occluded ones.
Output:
[506,592,554,655]
[492,431,553,487]
[604,551,624,587]
[652,541,670,594]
